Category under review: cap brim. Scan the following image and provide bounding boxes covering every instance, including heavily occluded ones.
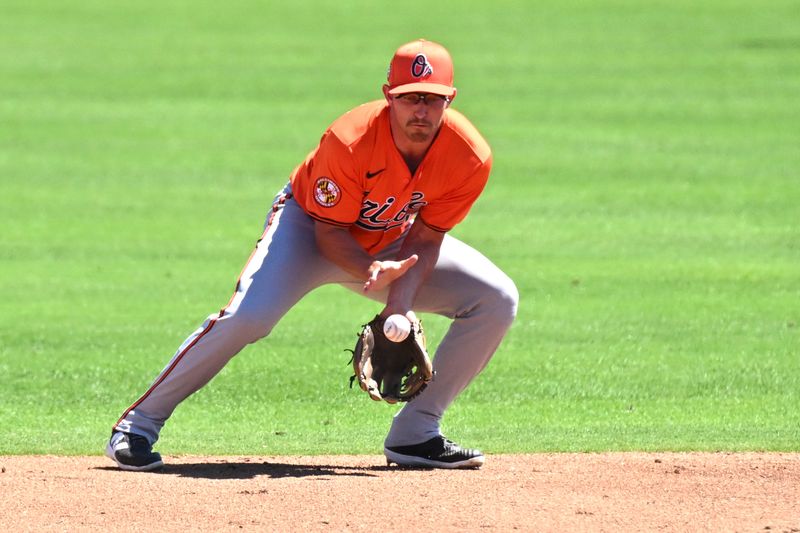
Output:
[388,83,455,96]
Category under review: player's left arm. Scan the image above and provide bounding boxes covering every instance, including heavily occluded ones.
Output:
[376,156,491,316]
[378,218,445,318]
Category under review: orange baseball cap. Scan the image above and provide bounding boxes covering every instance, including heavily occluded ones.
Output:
[386,39,456,97]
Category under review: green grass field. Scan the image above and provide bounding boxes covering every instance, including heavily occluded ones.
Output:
[1,0,798,456]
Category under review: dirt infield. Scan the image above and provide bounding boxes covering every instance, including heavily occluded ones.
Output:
[1,453,798,531]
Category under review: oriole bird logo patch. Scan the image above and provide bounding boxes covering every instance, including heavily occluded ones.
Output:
[313,177,341,207]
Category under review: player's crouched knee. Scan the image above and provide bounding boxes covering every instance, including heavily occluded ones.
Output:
[503,280,520,323]
[487,275,519,327]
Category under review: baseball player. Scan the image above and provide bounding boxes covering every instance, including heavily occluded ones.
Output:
[107,39,518,470]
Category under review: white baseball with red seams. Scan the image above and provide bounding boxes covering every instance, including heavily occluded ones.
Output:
[383,314,411,342]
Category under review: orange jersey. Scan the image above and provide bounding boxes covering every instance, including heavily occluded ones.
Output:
[290,100,492,254]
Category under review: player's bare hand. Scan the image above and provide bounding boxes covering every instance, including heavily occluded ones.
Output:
[363,255,418,292]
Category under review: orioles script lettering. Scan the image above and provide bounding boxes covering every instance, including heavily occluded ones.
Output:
[356,191,427,231]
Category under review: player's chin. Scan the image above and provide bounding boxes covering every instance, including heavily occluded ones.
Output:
[406,129,432,143]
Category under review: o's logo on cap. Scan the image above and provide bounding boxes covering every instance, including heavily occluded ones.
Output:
[411,53,433,79]
[313,177,341,207]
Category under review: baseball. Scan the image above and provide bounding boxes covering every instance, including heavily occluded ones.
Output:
[383,314,411,342]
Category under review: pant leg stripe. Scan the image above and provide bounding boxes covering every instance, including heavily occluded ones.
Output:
[113,193,292,430]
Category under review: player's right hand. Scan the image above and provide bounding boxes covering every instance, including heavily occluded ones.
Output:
[363,255,418,293]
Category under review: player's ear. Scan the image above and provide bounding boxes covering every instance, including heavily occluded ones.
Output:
[382,84,392,103]
[447,88,457,105]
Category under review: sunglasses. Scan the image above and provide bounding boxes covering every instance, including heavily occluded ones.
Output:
[394,93,450,107]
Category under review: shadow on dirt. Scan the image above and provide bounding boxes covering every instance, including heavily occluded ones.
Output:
[96,461,409,479]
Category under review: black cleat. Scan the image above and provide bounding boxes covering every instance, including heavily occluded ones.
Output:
[384,435,485,469]
[105,431,164,472]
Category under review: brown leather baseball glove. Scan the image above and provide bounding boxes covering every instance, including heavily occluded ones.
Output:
[350,315,433,403]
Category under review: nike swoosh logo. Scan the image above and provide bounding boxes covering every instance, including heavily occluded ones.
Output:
[365,168,386,179]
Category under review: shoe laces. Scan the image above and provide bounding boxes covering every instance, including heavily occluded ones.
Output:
[437,436,462,453]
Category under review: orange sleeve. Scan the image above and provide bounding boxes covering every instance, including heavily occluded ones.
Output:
[296,131,363,227]
[417,155,492,232]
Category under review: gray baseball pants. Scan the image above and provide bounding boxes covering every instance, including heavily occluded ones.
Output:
[114,184,518,448]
